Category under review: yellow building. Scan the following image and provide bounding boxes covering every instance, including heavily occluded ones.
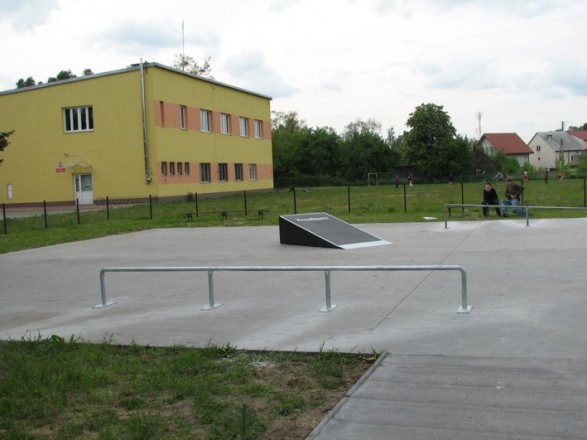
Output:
[0,62,273,205]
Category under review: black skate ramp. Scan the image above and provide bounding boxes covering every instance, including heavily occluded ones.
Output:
[279,212,390,249]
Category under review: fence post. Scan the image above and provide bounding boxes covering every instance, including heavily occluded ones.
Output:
[43,200,48,229]
[106,196,110,220]
[149,194,153,219]
[347,186,351,213]
[195,192,199,217]
[2,203,6,235]
[243,190,248,216]
[403,184,407,213]
[584,177,586,207]
[461,181,465,213]
[292,187,297,214]
[76,198,80,224]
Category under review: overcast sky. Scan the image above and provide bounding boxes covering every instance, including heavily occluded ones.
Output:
[1,0,585,142]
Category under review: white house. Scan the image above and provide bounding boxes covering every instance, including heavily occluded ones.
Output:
[528,131,587,170]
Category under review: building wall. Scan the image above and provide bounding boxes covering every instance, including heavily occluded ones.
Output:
[0,64,274,204]
[144,67,273,198]
[528,135,557,170]
[0,71,147,204]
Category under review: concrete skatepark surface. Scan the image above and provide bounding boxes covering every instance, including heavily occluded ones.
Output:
[2,218,586,439]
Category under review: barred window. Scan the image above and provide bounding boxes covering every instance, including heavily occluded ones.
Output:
[64,106,93,132]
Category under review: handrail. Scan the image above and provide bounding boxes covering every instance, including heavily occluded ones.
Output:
[94,265,471,314]
[443,203,587,229]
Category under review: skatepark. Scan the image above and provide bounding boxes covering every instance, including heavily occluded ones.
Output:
[1,217,586,439]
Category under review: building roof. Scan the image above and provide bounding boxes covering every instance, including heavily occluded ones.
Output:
[568,130,587,141]
[531,131,585,152]
[0,62,273,100]
[481,133,533,155]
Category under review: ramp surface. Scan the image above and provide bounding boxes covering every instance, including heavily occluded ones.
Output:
[279,212,390,249]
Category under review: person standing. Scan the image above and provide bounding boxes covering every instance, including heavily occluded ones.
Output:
[482,182,501,217]
[502,176,526,216]
[544,169,549,184]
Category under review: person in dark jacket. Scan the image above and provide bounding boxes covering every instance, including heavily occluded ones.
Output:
[502,176,526,216]
[482,182,501,217]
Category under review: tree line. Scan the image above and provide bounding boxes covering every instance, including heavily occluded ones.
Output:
[272,103,478,187]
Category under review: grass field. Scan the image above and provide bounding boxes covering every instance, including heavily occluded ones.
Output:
[0,336,375,439]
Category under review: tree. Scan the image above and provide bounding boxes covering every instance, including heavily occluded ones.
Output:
[0,130,15,165]
[401,103,473,178]
[489,149,519,176]
[340,130,398,181]
[173,54,213,78]
[271,111,309,181]
[295,127,341,177]
[575,152,587,175]
[569,123,587,131]
[341,118,382,140]
[83,68,94,76]
[16,77,36,88]
[385,127,397,148]
[48,70,77,83]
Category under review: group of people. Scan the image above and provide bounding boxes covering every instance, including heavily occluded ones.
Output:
[482,176,527,217]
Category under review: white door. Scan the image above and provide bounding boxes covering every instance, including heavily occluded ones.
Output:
[74,174,93,205]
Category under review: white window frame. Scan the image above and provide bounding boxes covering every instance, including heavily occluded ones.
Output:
[248,163,257,181]
[239,117,249,137]
[200,109,212,132]
[254,119,263,139]
[220,113,231,135]
[64,106,94,132]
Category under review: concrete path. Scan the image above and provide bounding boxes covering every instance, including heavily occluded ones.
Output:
[1,218,586,438]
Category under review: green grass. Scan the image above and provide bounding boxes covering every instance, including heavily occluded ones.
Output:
[2,180,587,254]
[0,335,375,439]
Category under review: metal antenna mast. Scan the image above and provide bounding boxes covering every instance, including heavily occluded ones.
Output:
[476,112,483,138]
[181,21,185,70]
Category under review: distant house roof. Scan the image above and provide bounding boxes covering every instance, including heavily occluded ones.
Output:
[568,130,587,141]
[531,131,585,152]
[481,133,533,155]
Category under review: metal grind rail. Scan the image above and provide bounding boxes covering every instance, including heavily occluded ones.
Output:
[95,265,472,314]
[443,203,587,229]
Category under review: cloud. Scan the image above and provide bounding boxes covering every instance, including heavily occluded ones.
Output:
[320,82,343,92]
[418,60,501,91]
[0,0,60,30]
[224,49,297,98]
[545,64,587,97]
[92,19,221,55]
